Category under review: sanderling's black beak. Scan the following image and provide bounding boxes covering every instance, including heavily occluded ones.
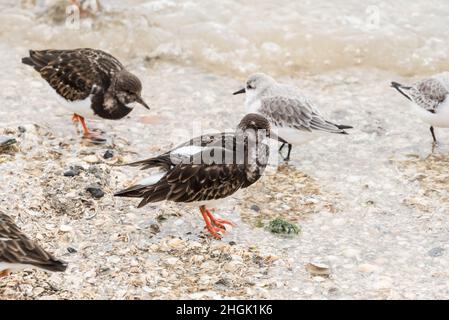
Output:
[136,96,150,110]
[233,88,246,95]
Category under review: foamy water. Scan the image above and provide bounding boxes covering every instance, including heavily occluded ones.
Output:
[1,0,448,77]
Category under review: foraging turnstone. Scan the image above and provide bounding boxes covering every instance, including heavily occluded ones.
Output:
[233,73,353,161]
[391,73,449,145]
[22,48,149,141]
[115,114,279,239]
[0,212,67,277]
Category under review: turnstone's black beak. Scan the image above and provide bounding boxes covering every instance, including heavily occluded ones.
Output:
[233,88,246,95]
[136,96,150,110]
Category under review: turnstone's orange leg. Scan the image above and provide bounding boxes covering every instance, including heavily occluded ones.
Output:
[205,208,236,229]
[72,113,105,142]
[200,206,225,240]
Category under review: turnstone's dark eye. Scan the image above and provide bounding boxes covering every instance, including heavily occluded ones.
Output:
[247,83,254,90]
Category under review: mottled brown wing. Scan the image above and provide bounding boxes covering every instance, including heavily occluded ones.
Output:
[24,48,123,101]
[136,163,246,208]
[126,132,237,171]
[0,213,67,272]
[259,96,345,133]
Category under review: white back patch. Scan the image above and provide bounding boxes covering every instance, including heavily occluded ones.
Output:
[172,145,205,156]
[138,172,165,186]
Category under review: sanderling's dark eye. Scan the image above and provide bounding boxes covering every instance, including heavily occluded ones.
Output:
[246,83,254,89]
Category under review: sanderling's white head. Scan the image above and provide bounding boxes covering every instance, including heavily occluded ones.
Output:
[233,73,277,105]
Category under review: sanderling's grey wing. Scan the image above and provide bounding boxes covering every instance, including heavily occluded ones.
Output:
[409,77,449,113]
[259,96,347,134]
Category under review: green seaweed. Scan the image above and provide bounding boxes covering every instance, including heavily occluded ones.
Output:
[267,218,300,235]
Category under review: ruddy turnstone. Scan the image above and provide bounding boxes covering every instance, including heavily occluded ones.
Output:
[22,48,149,141]
[233,73,353,161]
[391,73,449,145]
[114,114,280,239]
[0,213,67,277]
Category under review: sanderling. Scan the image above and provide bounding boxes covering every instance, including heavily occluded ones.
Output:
[391,72,449,145]
[115,114,281,240]
[22,48,149,142]
[233,73,353,161]
[0,212,67,277]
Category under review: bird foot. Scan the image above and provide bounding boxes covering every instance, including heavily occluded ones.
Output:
[82,132,107,144]
[0,270,11,278]
[204,225,226,239]
[206,209,236,230]
[200,206,235,240]
[431,141,439,153]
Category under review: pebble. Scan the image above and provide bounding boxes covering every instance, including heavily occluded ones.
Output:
[63,165,84,177]
[150,223,160,234]
[103,150,114,159]
[83,155,100,164]
[305,262,331,277]
[67,247,77,253]
[59,225,73,233]
[357,263,379,273]
[64,169,79,177]
[250,204,260,212]
[86,185,105,199]
[428,247,445,257]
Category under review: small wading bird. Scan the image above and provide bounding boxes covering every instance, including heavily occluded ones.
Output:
[391,73,449,146]
[234,73,353,161]
[22,48,149,142]
[0,213,67,277]
[115,114,281,239]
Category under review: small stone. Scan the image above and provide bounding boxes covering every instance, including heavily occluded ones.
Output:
[59,225,73,233]
[229,241,236,246]
[103,150,114,159]
[18,126,26,133]
[357,263,379,273]
[63,165,84,177]
[167,238,184,249]
[83,155,100,164]
[33,287,45,295]
[67,247,77,253]
[428,247,445,257]
[150,223,160,234]
[64,169,79,177]
[86,185,105,199]
[250,204,260,212]
[305,262,331,277]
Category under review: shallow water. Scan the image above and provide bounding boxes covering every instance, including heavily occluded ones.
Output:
[2,0,449,300]
[1,0,449,77]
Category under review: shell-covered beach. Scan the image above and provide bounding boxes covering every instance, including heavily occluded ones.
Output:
[2,0,449,299]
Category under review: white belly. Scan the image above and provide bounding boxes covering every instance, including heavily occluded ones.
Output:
[275,126,320,145]
[54,92,97,119]
[245,100,261,114]
[0,262,31,273]
[411,99,449,128]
